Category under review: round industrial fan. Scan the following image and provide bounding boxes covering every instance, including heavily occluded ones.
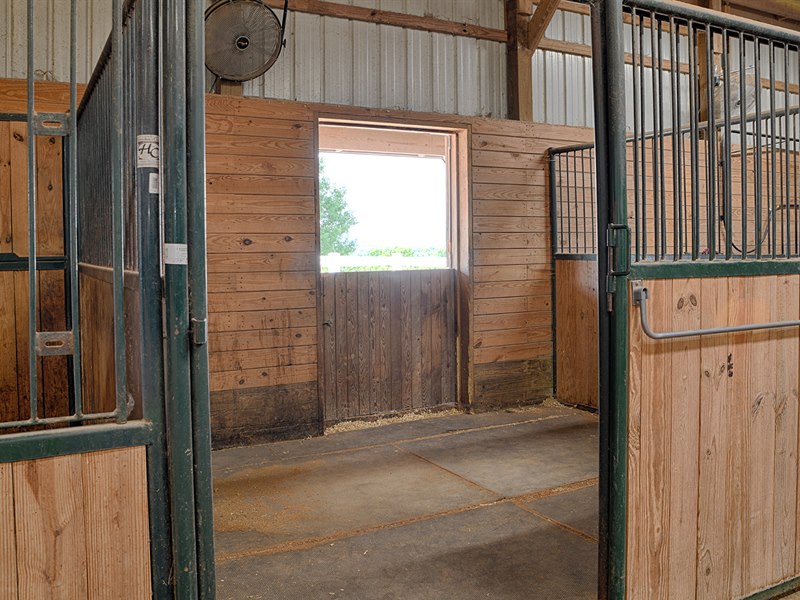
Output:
[205,0,288,83]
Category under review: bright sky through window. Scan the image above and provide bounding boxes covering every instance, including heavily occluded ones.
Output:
[320,152,447,254]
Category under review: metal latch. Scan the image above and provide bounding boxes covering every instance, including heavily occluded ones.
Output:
[191,318,208,346]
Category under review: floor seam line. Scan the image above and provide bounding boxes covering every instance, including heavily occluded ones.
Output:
[214,478,600,564]
[511,500,599,545]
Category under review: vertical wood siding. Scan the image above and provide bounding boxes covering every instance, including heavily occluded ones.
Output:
[0,447,152,600]
[320,269,456,422]
[626,274,800,599]
[554,258,598,408]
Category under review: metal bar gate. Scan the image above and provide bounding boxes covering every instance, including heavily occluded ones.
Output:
[0,0,214,598]
[589,1,800,599]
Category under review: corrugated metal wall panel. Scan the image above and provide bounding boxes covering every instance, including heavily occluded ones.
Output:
[244,4,507,118]
[532,9,594,127]
[1,0,110,84]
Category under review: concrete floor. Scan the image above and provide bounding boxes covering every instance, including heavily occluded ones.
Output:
[212,405,600,599]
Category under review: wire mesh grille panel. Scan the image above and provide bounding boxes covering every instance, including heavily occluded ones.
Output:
[551,145,597,255]
[626,3,800,263]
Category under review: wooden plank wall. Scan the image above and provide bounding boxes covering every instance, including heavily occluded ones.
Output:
[205,96,320,447]
[0,446,152,600]
[204,94,594,444]
[0,100,70,425]
[470,118,593,407]
[554,258,598,408]
[626,274,800,600]
[320,270,456,422]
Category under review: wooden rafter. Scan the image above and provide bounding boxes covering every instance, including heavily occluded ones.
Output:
[525,0,560,53]
[262,0,506,43]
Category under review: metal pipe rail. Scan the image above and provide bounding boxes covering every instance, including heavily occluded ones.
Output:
[632,279,800,339]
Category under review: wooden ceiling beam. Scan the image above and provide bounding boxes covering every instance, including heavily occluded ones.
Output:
[525,0,561,54]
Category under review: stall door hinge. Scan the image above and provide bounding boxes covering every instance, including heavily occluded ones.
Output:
[606,223,631,296]
[191,318,208,346]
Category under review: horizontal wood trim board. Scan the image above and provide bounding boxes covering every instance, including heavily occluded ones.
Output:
[211,363,317,392]
[206,253,317,273]
[263,0,508,43]
[206,195,316,215]
[210,345,317,373]
[209,308,317,333]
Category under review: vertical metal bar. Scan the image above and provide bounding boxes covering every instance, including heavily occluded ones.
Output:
[670,17,681,260]
[111,0,127,422]
[784,46,791,258]
[68,0,82,417]
[591,1,629,597]
[689,22,700,260]
[769,41,777,258]
[651,15,662,259]
[581,150,588,253]
[548,150,559,403]
[639,12,648,259]
[558,153,564,253]
[722,31,733,259]
[186,0,217,591]
[590,147,597,254]
[164,0,199,593]
[754,39,763,258]
[656,17,667,258]
[566,149,573,253]
[631,13,641,261]
[739,34,748,259]
[705,23,717,260]
[26,0,38,423]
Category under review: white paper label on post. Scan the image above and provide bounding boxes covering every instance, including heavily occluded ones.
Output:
[137,134,160,168]
[148,173,160,194]
[164,243,188,265]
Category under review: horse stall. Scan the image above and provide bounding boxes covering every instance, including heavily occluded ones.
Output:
[204,94,597,445]
[586,1,800,598]
[0,1,213,598]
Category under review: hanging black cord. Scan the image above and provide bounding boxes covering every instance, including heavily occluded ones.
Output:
[280,0,289,47]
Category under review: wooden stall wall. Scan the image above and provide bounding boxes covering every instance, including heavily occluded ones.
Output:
[205,93,594,444]
[470,119,593,408]
[0,447,152,599]
[554,259,598,409]
[205,96,320,447]
[626,274,800,600]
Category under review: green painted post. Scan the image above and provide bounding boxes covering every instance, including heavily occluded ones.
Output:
[163,0,199,595]
[186,0,217,595]
[591,1,629,599]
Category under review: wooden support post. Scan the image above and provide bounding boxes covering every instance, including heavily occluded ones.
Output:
[506,0,560,122]
[217,80,244,96]
[506,0,533,121]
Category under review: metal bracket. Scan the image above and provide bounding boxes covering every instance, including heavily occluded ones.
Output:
[606,223,631,295]
[32,112,72,137]
[35,331,75,356]
[191,318,208,346]
[632,280,800,340]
